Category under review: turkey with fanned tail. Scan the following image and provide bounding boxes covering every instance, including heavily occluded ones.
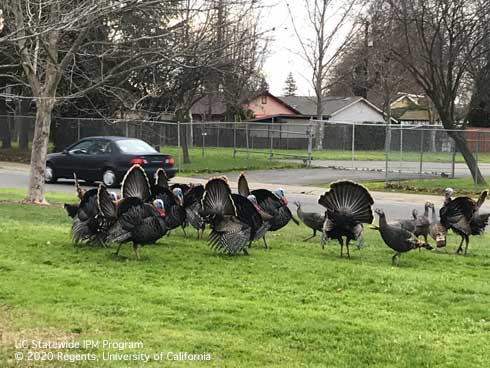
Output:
[64,173,116,245]
[201,177,263,255]
[238,173,299,234]
[100,164,168,260]
[440,190,489,255]
[182,184,206,239]
[318,180,374,258]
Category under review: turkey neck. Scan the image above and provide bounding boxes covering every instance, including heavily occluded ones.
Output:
[378,213,388,228]
[424,204,430,218]
[431,206,437,222]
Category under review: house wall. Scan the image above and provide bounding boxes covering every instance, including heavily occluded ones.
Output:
[331,100,386,123]
[246,95,295,117]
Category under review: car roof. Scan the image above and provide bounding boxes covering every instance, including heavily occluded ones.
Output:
[80,136,139,141]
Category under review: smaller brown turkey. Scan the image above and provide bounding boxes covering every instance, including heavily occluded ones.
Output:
[429,205,448,250]
[294,201,325,241]
[373,208,433,265]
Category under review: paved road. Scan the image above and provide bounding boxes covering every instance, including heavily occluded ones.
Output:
[3,162,487,225]
[310,159,490,179]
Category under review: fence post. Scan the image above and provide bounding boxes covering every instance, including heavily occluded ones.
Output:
[201,128,206,158]
[419,129,424,178]
[351,123,355,169]
[245,122,250,160]
[397,124,403,184]
[307,118,313,167]
[451,140,456,179]
[269,117,274,160]
[177,121,182,173]
[475,132,480,186]
[77,118,81,140]
[233,121,237,159]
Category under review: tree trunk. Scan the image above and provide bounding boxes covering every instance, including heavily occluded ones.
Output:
[181,123,191,164]
[24,99,54,204]
[315,94,324,150]
[447,130,486,185]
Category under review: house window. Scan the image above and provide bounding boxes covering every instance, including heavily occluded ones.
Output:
[261,95,267,104]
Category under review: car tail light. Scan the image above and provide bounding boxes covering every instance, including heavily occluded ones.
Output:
[165,157,174,165]
[130,158,148,165]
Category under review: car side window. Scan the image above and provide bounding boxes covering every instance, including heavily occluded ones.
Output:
[88,140,112,155]
[69,140,93,154]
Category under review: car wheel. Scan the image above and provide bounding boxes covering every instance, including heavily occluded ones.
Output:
[45,164,57,184]
[102,169,117,188]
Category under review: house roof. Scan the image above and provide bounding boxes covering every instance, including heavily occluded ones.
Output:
[278,96,363,116]
[398,110,435,122]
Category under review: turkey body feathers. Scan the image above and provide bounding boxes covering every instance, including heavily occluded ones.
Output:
[251,189,294,231]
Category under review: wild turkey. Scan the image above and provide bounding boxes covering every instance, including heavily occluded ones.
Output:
[100,164,168,259]
[183,184,206,239]
[64,174,116,245]
[246,194,274,248]
[388,212,416,233]
[440,190,489,255]
[318,180,374,258]
[429,205,447,249]
[150,169,186,234]
[373,208,433,265]
[294,201,325,241]
[238,173,299,233]
[412,202,433,243]
[201,177,263,255]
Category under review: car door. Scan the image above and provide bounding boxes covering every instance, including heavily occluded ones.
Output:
[83,139,114,181]
[58,139,95,179]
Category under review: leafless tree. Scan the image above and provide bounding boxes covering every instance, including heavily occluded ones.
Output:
[383,0,490,184]
[0,0,191,203]
[0,0,268,203]
[288,0,364,149]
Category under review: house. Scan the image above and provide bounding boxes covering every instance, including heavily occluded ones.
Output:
[244,94,397,150]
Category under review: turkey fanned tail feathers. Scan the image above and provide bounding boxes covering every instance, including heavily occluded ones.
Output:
[238,172,250,197]
[318,180,374,224]
[121,164,151,201]
[202,178,261,255]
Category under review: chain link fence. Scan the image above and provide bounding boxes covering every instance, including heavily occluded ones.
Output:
[1,114,489,185]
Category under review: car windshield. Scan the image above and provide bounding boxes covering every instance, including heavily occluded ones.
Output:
[116,139,157,154]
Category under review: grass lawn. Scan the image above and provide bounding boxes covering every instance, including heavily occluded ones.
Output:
[160,146,303,175]
[361,177,490,195]
[162,146,490,164]
[1,189,490,367]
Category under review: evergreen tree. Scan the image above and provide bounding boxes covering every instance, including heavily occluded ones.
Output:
[283,72,297,96]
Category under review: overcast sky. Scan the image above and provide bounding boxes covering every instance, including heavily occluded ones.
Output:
[260,0,356,97]
[261,1,313,96]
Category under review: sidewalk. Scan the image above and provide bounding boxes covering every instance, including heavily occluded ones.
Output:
[0,161,30,172]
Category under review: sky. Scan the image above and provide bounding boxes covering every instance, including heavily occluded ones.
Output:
[261,1,313,96]
[260,0,356,97]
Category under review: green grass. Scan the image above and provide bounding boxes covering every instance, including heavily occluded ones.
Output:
[1,189,490,367]
[361,177,490,195]
[163,146,490,164]
[161,146,302,175]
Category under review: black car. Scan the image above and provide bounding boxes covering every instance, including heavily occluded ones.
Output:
[45,136,176,187]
